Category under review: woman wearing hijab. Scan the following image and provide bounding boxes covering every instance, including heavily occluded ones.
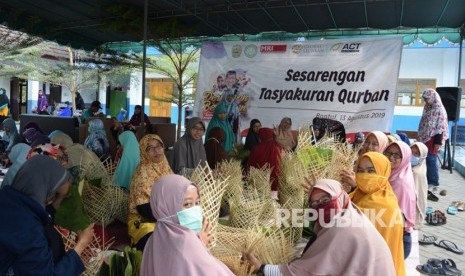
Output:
[128,134,173,251]
[84,118,110,159]
[411,141,428,229]
[22,127,51,148]
[140,174,234,276]
[0,155,94,275]
[171,117,207,176]
[418,88,449,189]
[384,141,417,259]
[244,179,396,276]
[51,132,101,169]
[1,118,20,154]
[205,103,235,153]
[204,127,230,169]
[113,131,140,190]
[248,128,284,197]
[274,117,296,151]
[341,130,390,188]
[1,143,31,187]
[351,152,406,276]
[244,119,261,151]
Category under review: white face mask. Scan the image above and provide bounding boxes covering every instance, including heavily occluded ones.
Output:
[177,205,203,233]
[411,156,425,167]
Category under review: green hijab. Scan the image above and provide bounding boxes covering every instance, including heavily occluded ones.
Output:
[205,103,235,153]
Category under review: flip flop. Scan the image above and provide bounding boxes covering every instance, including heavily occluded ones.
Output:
[434,240,464,255]
[426,207,434,215]
[427,258,462,275]
[419,234,438,245]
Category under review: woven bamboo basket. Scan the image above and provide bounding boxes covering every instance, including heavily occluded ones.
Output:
[190,163,230,247]
[79,156,111,186]
[248,166,272,200]
[229,198,265,229]
[325,142,358,192]
[216,160,244,208]
[82,183,115,226]
[101,156,117,178]
[59,226,114,276]
[108,185,129,223]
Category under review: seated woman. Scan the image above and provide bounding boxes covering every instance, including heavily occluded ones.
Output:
[51,132,101,169]
[84,118,110,159]
[1,143,31,187]
[248,128,283,199]
[1,118,20,155]
[128,134,173,251]
[0,155,94,275]
[384,141,416,259]
[140,174,234,276]
[244,179,396,276]
[129,105,152,133]
[351,151,405,275]
[113,131,140,190]
[274,117,296,151]
[23,127,50,148]
[411,141,428,229]
[204,127,230,170]
[244,119,261,151]
[171,117,207,176]
[205,103,235,153]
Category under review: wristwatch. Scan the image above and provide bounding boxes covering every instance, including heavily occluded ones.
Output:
[256,264,266,276]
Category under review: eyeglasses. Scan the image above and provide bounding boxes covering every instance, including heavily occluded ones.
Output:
[384,151,402,160]
[192,127,205,133]
[146,144,164,152]
[309,196,332,209]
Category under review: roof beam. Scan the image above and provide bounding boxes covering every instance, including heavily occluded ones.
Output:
[256,2,282,31]
[435,0,450,27]
[325,0,338,29]
[290,0,310,30]
[399,0,404,27]
[363,0,369,28]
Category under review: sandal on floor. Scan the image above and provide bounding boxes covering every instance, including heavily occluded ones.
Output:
[426,210,447,226]
[416,263,457,275]
[448,206,458,215]
[434,240,464,255]
[419,234,438,245]
[428,191,439,202]
[457,202,465,212]
[426,207,434,215]
[427,259,462,275]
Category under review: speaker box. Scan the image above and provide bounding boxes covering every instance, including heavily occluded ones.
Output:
[436,87,462,122]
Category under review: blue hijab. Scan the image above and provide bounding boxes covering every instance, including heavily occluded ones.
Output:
[113,131,140,190]
[1,143,31,188]
[206,103,235,153]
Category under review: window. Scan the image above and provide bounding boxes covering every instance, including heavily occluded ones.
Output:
[396,79,436,106]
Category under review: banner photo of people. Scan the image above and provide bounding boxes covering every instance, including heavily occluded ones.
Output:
[194,37,403,138]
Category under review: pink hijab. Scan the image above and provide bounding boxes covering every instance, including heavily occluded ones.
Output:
[279,179,395,276]
[387,141,417,232]
[140,174,233,276]
[367,130,390,153]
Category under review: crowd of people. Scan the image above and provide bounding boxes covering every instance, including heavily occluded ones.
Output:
[0,88,451,275]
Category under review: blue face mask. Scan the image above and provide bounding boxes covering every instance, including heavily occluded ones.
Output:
[177,205,203,233]
[411,156,423,167]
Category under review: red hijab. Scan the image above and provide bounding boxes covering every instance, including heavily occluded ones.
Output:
[247,128,283,191]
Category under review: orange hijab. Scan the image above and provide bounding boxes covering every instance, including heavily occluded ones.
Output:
[350,152,405,276]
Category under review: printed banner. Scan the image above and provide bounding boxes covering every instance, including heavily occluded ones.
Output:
[194,37,403,136]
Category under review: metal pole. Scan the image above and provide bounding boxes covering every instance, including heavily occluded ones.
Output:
[452,25,464,168]
[140,0,148,136]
